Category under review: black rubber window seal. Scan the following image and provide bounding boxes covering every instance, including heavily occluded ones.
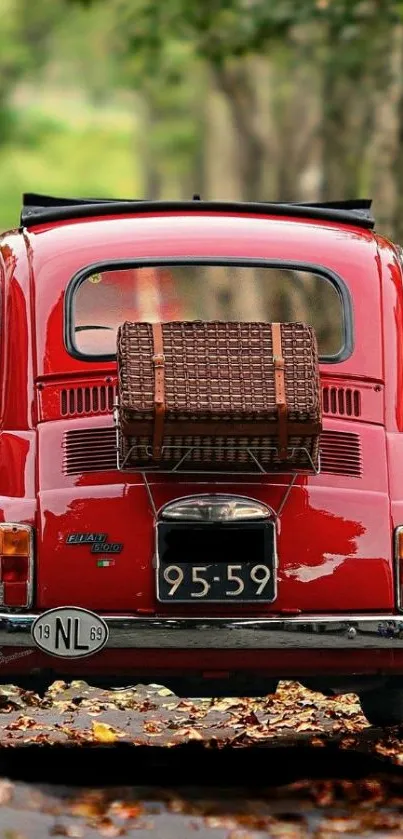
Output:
[64,257,353,364]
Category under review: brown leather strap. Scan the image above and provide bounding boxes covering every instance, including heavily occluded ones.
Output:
[152,323,165,459]
[272,323,288,460]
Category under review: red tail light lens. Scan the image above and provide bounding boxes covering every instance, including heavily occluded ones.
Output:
[0,525,33,608]
[1,556,29,582]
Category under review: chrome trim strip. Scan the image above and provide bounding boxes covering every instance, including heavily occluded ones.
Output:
[2,614,403,650]
[395,526,403,613]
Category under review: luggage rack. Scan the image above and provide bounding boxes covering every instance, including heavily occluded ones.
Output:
[114,408,321,477]
[123,444,319,521]
[114,414,320,520]
[118,444,320,476]
[115,433,321,479]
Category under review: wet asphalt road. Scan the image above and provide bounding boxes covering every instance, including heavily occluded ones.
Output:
[0,682,401,836]
[0,744,402,837]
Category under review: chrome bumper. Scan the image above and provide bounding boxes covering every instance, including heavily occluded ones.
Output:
[1,614,403,650]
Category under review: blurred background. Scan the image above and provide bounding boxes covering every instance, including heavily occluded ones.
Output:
[0,0,401,239]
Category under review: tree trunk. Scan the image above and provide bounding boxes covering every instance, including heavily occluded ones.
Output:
[393,80,403,244]
[139,97,162,200]
[370,23,403,240]
[212,60,268,202]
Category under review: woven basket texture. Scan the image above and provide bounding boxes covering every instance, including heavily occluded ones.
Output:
[117,320,320,423]
[116,320,321,470]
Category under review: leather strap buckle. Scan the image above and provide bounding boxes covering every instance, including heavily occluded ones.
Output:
[151,324,166,460]
[272,323,288,460]
[153,353,165,367]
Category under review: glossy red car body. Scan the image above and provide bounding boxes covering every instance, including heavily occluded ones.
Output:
[1,195,403,698]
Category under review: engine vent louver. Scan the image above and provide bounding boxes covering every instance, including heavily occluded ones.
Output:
[322,386,361,418]
[63,428,117,474]
[60,385,118,417]
[318,431,362,477]
[59,384,362,421]
[62,428,362,478]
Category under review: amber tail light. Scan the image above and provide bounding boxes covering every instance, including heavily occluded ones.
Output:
[0,525,33,608]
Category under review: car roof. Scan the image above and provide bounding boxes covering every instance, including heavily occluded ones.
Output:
[20,193,375,231]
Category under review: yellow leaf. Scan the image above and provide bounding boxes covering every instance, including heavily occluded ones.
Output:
[92,722,119,743]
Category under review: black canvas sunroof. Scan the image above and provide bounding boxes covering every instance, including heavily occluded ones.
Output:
[20,193,375,230]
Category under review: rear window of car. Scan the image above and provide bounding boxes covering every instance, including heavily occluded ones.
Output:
[66,261,350,362]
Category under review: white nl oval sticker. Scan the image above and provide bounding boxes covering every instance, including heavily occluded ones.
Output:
[31,607,109,658]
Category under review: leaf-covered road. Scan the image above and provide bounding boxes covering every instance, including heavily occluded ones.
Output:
[0,680,378,747]
[0,681,403,836]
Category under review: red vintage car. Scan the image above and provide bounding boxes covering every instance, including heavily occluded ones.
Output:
[0,193,402,726]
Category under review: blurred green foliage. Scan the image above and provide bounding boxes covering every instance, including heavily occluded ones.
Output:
[1,0,403,234]
[0,1,146,228]
[0,106,137,231]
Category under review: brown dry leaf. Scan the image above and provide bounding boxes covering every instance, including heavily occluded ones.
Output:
[210,698,242,712]
[143,720,165,734]
[361,812,403,831]
[24,732,53,745]
[69,680,91,692]
[108,802,144,820]
[92,722,121,743]
[5,715,37,731]
[315,817,361,834]
[273,719,300,729]
[56,725,88,743]
[339,736,358,749]
[295,721,321,732]
[313,781,335,807]
[174,727,204,740]
[204,816,237,829]
[70,793,108,818]
[341,718,367,733]
[137,700,158,713]
[94,817,123,837]
[175,700,199,710]
[268,713,287,725]
[374,741,398,759]
[47,681,68,695]
[310,736,326,747]
[233,711,261,728]
[244,731,271,742]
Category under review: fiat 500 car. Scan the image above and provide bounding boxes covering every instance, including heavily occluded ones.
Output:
[0,193,402,726]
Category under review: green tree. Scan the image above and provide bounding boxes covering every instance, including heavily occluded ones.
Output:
[0,0,63,143]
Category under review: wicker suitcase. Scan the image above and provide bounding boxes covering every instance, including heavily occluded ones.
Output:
[116,321,322,472]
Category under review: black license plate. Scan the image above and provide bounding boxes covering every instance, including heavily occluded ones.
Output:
[156,522,276,603]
